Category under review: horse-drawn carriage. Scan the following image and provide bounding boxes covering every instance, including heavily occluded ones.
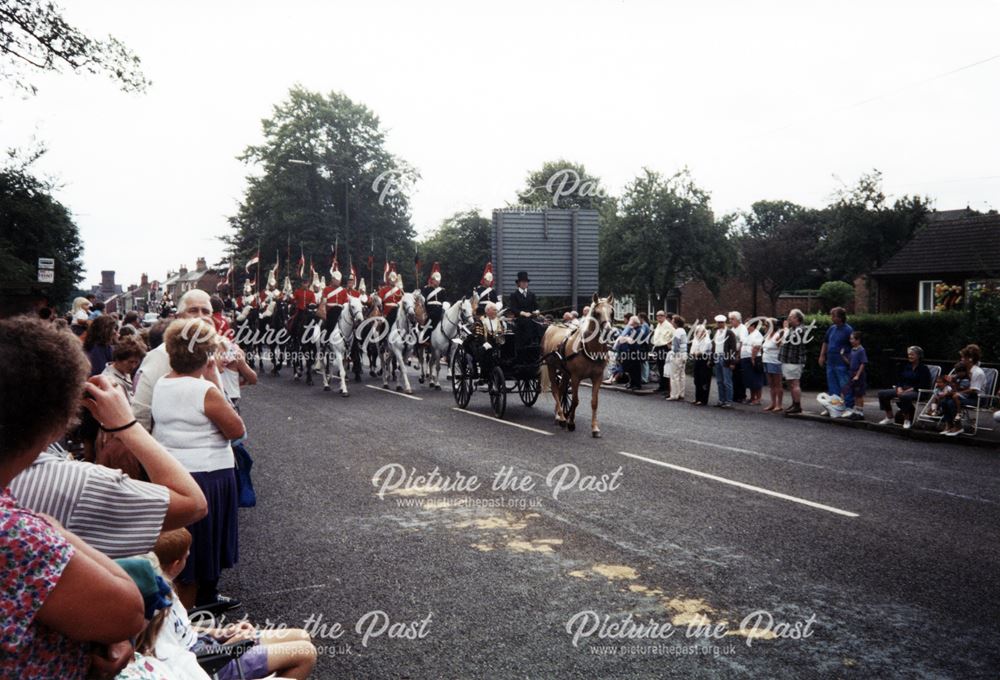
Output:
[451,320,572,419]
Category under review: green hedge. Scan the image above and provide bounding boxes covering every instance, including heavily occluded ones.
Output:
[796,311,968,390]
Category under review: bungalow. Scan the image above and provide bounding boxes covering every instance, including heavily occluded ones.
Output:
[870,212,1000,313]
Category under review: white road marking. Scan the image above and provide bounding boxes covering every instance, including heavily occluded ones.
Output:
[366,385,423,401]
[451,407,554,436]
[683,438,893,483]
[615,450,860,518]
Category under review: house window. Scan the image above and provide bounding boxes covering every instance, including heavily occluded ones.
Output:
[918,280,941,313]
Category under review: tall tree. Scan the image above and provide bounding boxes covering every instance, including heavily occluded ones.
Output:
[0,149,84,305]
[820,170,931,280]
[515,159,609,210]
[0,0,149,94]
[224,87,418,289]
[600,168,734,305]
[417,210,491,297]
[738,200,822,315]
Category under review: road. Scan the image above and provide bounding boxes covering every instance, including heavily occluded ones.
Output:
[220,366,1000,679]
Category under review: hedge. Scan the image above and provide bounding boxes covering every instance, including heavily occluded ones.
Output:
[794,311,969,390]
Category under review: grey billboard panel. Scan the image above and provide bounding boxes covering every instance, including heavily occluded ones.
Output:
[491,208,600,298]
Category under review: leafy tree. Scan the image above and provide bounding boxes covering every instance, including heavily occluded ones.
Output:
[0,148,84,305]
[515,159,609,210]
[601,168,734,305]
[417,210,491,297]
[738,200,823,315]
[224,86,418,289]
[820,170,931,280]
[0,0,149,94]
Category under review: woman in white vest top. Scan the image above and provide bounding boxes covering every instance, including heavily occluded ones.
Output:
[152,318,245,609]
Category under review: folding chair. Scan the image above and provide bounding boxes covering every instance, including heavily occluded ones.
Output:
[960,367,998,436]
[913,364,944,428]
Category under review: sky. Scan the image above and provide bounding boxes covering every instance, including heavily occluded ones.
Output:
[2,0,999,290]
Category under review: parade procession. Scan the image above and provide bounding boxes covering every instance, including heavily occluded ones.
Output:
[4,2,1000,679]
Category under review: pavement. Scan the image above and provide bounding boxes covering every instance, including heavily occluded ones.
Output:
[221,365,1000,679]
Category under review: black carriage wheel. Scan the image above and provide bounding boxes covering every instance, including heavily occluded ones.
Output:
[452,351,473,409]
[518,375,541,407]
[489,366,507,419]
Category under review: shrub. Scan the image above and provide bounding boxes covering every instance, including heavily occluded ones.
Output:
[818,281,854,309]
[964,283,1000,363]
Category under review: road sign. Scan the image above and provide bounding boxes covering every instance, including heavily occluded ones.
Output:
[38,257,55,269]
[38,269,55,283]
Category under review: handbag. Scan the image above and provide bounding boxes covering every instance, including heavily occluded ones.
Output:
[232,441,257,508]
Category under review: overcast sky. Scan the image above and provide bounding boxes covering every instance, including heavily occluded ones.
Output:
[3,0,998,289]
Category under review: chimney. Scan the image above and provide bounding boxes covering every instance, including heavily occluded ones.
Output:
[140,273,148,287]
[179,264,188,277]
[101,270,115,293]
[196,257,207,272]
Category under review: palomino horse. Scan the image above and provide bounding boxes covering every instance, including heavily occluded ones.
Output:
[417,296,474,390]
[541,294,615,437]
[318,295,365,396]
[382,292,417,393]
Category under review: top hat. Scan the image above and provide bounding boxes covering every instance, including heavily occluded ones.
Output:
[516,271,530,283]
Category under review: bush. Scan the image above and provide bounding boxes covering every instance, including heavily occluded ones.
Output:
[964,284,1000,363]
[798,310,967,390]
[818,281,854,309]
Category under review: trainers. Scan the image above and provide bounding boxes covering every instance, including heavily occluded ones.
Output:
[785,404,802,415]
[877,417,893,426]
[846,412,864,421]
[943,428,962,437]
[903,420,912,430]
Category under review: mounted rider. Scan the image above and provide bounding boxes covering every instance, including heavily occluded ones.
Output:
[346,265,363,300]
[420,262,445,332]
[474,262,498,317]
[378,262,404,327]
[322,258,348,326]
[259,263,280,317]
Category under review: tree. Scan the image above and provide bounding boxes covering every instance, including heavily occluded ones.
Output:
[600,168,734,305]
[515,159,610,210]
[417,210,491,296]
[0,149,84,305]
[819,170,931,281]
[0,0,149,94]
[224,86,418,290]
[738,200,822,315]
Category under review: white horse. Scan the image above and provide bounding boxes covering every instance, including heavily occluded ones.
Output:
[382,292,417,394]
[419,296,474,390]
[318,295,365,396]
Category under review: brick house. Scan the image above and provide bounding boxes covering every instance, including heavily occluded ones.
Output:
[870,212,1000,313]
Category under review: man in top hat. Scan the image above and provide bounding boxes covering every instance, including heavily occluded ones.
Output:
[322,261,348,326]
[378,262,403,326]
[474,262,498,316]
[421,262,445,332]
[506,270,540,353]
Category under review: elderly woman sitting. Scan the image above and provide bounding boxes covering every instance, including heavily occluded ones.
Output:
[877,346,933,429]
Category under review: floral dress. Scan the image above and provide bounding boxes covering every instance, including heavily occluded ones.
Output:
[1,489,89,679]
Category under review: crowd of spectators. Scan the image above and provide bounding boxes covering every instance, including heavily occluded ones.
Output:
[602,305,997,433]
[1,289,314,679]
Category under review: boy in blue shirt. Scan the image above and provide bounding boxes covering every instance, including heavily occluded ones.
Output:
[845,331,868,420]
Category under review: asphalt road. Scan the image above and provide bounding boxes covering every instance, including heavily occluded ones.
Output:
[220,365,1000,679]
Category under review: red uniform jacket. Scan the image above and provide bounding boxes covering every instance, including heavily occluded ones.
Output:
[322,285,348,307]
[293,288,316,311]
[378,285,402,311]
